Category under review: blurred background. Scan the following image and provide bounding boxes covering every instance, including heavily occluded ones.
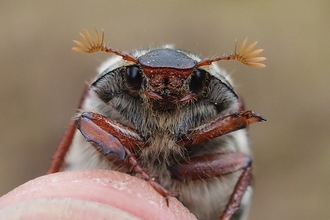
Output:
[1,1,329,219]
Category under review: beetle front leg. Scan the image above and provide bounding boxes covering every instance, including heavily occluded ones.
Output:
[178,110,265,147]
[170,152,252,220]
[76,112,178,204]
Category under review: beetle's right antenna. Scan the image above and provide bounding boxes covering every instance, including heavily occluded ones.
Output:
[72,28,137,63]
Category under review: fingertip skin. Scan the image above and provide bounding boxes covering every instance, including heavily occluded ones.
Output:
[0,170,196,220]
[0,198,141,220]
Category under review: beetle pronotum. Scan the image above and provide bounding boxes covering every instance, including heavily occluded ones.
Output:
[48,29,266,220]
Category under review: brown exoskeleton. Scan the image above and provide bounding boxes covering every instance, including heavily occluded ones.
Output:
[48,29,266,220]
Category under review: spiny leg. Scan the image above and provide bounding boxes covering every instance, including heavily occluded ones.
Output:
[170,152,252,220]
[220,166,252,220]
[170,152,250,180]
[124,146,178,206]
[76,112,178,204]
[76,112,145,157]
[48,84,91,174]
[178,110,265,147]
[175,110,263,219]
[47,120,77,173]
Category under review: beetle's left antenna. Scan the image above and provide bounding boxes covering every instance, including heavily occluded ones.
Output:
[197,38,266,68]
[72,28,137,63]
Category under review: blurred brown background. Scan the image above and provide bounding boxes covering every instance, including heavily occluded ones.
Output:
[1,1,329,219]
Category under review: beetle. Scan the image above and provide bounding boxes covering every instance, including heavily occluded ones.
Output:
[48,29,266,220]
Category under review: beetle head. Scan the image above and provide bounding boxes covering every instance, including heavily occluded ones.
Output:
[124,48,206,108]
[73,29,266,111]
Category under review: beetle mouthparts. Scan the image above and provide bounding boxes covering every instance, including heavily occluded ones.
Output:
[144,90,194,109]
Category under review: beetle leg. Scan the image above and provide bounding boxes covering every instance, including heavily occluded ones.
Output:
[170,152,252,220]
[170,152,250,181]
[47,120,77,173]
[75,111,178,204]
[75,112,143,159]
[220,166,252,220]
[178,110,265,147]
[48,85,91,174]
[124,147,179,205]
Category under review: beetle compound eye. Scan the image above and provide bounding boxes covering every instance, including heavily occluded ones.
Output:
[189,69,206,93]
[125,65,143,90]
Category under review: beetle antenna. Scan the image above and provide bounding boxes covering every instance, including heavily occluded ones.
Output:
[197,38,266,68]
[72,28,137,63]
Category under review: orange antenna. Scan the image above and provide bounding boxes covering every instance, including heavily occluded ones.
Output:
[72,28,137,63]
[197,38,266,68]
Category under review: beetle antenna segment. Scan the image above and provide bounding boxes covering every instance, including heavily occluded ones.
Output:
[197,38,266,68]
[72,28,137,63]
